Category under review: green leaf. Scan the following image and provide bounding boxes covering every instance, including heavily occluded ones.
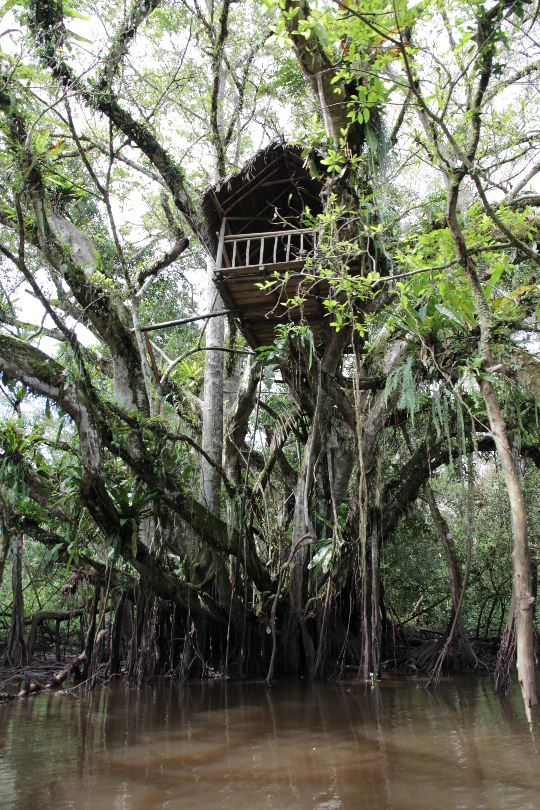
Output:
[65,543,77,575]
[435,304,464,326]
[65,28,92,43]
[0,0,18,18]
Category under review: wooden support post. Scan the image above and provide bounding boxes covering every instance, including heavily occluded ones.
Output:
[216,217,227,271]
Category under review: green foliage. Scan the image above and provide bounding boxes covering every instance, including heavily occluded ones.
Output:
[385,355,417,426]
[1,0,540,673]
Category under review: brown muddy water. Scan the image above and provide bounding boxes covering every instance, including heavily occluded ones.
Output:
[0,677,539,810]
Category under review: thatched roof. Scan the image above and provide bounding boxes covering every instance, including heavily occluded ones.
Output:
[201,140,324,254]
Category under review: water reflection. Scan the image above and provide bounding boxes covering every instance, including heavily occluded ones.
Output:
[0,677,539,810]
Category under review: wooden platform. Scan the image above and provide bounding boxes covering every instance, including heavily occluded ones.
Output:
[202,142,329,350]
[214,266,330,350]
[213,228,330,349]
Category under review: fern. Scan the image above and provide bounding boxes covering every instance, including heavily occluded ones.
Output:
[384,355,416,425]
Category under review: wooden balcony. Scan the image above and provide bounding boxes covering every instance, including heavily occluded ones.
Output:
[201,141,328,350]
[214,226,330,350]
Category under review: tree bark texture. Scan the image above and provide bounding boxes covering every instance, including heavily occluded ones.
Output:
[200,256,225,517]
[285,329,353,670]
[481,379,537,718]
[446,170,537,716]
[81,587,99,681]
[109,592,127,677]
[0,528,9,588]
[3,534,27,667]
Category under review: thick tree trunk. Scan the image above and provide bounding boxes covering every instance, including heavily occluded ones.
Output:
[287,436,318,672]
[0,528,9,588]
[332,423,355,506]
[199,257,233,610]
[283,0,362,150]
[200,256,225,517]
[3,534,27,667]
[224,356,259,512]
[287,331,351,671]
[135,594,159,687]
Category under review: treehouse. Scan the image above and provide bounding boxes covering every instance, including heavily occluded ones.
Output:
[201,141,329,350]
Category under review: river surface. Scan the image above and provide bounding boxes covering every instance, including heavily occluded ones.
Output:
[0,676,539,810]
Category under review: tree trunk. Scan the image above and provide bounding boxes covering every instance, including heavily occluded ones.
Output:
[109,591,126,676]
[287,330,352,672]
[200,256,224,517]
[0,527,9,588]
[199,256,231,607]
[424,480,476,667]
[3,533,27,667]
[446,172,537,717]
[283,481,314,671]
[178,617,195,686]
[371,448,382,678]
[135,595,159,687]
[81,587,99,681]
[482,380,537,719]
[286,368,323,672]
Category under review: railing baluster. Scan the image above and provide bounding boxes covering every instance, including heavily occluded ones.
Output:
[220,228,316,268]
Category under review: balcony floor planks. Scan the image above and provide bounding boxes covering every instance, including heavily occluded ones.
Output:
[214,261,330,349]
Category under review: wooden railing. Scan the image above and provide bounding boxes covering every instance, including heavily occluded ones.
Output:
[217,227,317,271]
